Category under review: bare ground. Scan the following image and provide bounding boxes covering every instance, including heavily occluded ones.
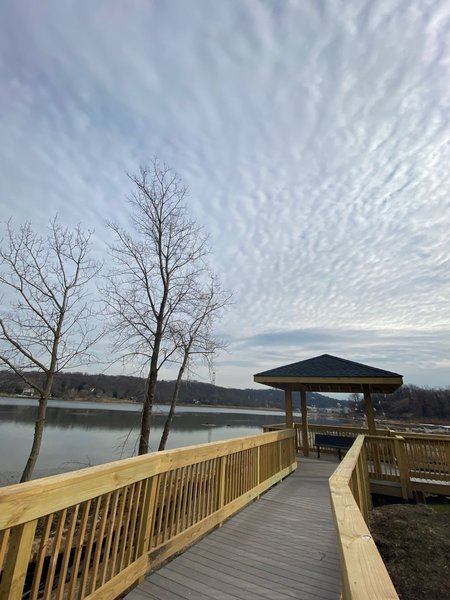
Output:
[370,502,450,600]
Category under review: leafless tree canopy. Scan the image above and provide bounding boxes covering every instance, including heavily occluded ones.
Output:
[104,160,228,454]
[0,217,101,480]
[105,163,209,367]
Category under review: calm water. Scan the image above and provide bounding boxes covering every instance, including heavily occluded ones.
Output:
[0,397,347,484]
[0,397,291,483]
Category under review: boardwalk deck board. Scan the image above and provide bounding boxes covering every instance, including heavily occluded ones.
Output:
[126,457,341,600]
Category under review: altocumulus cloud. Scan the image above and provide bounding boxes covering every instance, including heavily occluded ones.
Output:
[0,0,449,390]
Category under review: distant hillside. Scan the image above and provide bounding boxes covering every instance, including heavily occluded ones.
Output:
[0,370,342,410]
[2,370,448,419]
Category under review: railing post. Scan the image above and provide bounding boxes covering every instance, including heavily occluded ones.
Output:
[300,390,309,457]
[363,386,376,434]
[0,520,37,600]
[369,436,383,480]
[137,474,160,559]
[394,436,409,499]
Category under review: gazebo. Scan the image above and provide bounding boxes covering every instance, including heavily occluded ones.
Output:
[254,353,403,455]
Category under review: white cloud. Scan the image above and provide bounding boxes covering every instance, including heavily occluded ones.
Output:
[1,0,449,390]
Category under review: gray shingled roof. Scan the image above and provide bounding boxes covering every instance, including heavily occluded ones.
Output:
[254,354,402,379]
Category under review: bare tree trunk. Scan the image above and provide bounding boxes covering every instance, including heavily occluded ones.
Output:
[138,330,162,454]
[20,395,48,482]
[158,354,188,452]
[139,370,156,454]
[138,294,168,454]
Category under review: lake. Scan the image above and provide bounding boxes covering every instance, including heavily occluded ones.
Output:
[0,397,343,484]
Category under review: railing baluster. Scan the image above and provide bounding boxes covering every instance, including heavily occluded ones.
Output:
[100,489,120,585]
[175,467,185,536]
[43,508,67,599]
[78,497,102,599]
[29,514,53,600]
[56,504,80,600]
[185,465,195,530]
[67,499,91,599]
[89,492,112,594]
[124,481,142,568]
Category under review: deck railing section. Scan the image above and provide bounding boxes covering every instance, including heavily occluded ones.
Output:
[364,435,400,482]
[401,435,450,481]
[265,423,450,477]
[329,435,399,600]
[364,434,450,496]
[264,422,379,453]
[0,429,296,600]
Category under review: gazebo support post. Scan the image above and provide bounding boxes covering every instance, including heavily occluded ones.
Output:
[284,388,293,429]
[300,390,309,456]
[363,386,377,434]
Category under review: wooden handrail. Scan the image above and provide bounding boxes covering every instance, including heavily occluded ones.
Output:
[329,435,399,600]
[0,429,297,599]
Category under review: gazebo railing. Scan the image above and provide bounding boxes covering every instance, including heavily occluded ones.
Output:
[263,422,380,454]
[264,422,449,459]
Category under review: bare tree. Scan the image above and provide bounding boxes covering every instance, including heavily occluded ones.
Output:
[0,218,101,481]
[105,160,210,454]
[348,392,363,415]
[158,275,230,451]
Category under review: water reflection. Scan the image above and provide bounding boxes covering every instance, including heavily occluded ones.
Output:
[0,402,286,431]
[0,398,288,482]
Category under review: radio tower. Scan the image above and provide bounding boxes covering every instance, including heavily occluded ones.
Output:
[210,353,217,405]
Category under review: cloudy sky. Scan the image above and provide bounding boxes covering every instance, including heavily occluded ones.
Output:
[1,0,449,392]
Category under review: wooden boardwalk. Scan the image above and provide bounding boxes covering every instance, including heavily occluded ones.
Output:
[126,457,341,600]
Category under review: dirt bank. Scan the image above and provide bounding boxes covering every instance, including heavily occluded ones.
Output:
[370,502,450,599]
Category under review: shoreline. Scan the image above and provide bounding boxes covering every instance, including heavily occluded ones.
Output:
[1,394,287,412]
[1,394,449,426]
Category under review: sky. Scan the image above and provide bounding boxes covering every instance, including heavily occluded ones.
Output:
[1,0,449,393]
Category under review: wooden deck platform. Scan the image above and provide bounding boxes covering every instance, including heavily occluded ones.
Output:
[126,456,341,600]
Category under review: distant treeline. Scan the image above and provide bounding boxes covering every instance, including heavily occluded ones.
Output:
[1,371,448,418]
[353,385,450,420]
[0,370,340,410]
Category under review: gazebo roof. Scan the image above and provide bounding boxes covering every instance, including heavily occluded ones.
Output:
[253,354,403,394]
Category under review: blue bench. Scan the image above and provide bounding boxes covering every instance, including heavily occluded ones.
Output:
[314,434,355,460]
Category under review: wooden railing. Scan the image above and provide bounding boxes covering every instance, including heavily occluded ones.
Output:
[365,433,450,497]
[0,429,296,600]
[264,423,450,467]
[330,431,449,598]
[401,434,450,480]
[264,422,377,453]
[329,435,399,599]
